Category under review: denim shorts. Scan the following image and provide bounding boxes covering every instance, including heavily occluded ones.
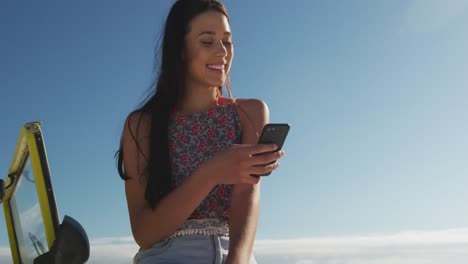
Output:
[133,234,258,264]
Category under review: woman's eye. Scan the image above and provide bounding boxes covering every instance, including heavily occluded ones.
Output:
[201,41,232,46]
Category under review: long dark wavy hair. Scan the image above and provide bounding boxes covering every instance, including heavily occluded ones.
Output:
[116,0,232,209]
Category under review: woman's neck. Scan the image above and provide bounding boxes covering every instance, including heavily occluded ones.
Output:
[177,86,219,115]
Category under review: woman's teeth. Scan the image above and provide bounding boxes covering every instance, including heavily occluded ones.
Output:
[207,64,224,70]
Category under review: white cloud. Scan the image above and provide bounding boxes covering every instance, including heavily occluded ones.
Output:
[1,229,468,263]
[403,0,468,33]
[0,248,12,264]
[253,228,468,264]
[88,236,139,264]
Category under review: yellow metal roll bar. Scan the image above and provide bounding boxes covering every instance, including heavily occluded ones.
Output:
[2,122,60,263]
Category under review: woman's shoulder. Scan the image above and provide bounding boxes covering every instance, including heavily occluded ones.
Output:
[123,110,152,139]
[228,98,269,137]
[231,98,269,119]
[126,110,151,125]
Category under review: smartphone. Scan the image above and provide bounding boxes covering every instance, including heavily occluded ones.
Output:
[251,123,290,177]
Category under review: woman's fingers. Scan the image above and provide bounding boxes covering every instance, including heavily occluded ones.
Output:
[250,149,284,165]
[249,161,280,176]
[247,144,278,156]
[210,144,284,185]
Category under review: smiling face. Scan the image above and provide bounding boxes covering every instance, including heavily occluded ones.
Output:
[184,11,233,90]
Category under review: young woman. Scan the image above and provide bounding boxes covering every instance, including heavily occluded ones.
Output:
[116,1,285,263]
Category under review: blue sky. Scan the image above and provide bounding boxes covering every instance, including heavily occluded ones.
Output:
[1,0,468,262]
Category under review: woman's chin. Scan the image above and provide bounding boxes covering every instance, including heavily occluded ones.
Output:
[206,79,225,88]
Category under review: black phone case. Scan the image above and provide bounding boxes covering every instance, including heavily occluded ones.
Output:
[251,123,290,177]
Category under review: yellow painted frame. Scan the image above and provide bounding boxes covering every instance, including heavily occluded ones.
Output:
[2,122,60,263]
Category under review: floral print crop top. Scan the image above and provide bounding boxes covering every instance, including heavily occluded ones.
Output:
[168,97,242,237]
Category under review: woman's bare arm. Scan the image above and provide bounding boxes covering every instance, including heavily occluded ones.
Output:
[123,112,217,249]
[227,99,270,262]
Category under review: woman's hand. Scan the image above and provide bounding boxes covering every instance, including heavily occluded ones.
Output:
[197,144,285,185]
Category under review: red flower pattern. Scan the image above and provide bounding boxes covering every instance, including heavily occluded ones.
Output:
[216,186,225,197]
[211,147,221,156]
[209,202,217,210]
[208,108,215,118]
[177,133,186,141]
[227,130,235,139]
[218,97,227,105]
[219,116,228,126]
[177,116,186,124]
[191,213,201,219]
[192,124,201,134]
[181,155,189,163]
[199,142,207,152]
[207,129,216,137]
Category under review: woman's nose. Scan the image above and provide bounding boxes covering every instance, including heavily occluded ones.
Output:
[215,40,228,56]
